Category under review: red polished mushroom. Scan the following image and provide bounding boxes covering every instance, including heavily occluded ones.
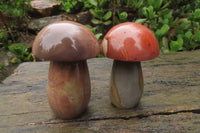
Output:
[32,21,99,119]
[101,22,159,109]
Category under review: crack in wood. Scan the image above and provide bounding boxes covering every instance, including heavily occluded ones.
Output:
[0,111,48,117]
[21,108,200,126]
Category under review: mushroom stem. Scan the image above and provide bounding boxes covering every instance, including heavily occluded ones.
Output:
[110,60,144,109]
[47,60,91,119]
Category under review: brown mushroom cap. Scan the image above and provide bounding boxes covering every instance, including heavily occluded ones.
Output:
[32,21,100,62]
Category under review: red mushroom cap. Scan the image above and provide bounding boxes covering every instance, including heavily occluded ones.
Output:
[32,21,100,62]
[101,22,159,61]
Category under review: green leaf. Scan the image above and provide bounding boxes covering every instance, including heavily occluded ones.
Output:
[0,63,3,69]
[99,0,108,7]
[114,16,120,24]
[158,18,169,25]
[142,7,148,17]
[177,35,183,47]
[193,9,200,20]
[134,0,143,9]
[11,57,21,64]
[193,31,200,42]
[103,11,112,20]
[163,10,173,19]
[118,12,128,21]
[25,53,33,61]
[155,24,170,37]
[150,20,158,29]
[170,41,181,52]
[8,43,29,60]
[185,31,192,39]
[85,24,93,29]
[97,53,104,58]
[135,18,147,24]
[8,43,24,55]
[95,33,102,40]
[126,0,132,7]
[158,8,170,16]
[143,6,156,19]
[90,9,98,18]
[190,41,200,49]
[103,20,112,25]
[170,35,183,52]
[148,0,163,9]
[90,8,104,19]
[85,25,96,33]
[182,36,190,49]
[88,0,98,6]
[91,18,103,24]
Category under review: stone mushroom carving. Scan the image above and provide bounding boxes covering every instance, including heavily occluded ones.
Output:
[32,21,100,119]
[101,22,159,109]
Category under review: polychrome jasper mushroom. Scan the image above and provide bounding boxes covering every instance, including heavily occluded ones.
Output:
[32,21,99,119]
[101,22,159,109]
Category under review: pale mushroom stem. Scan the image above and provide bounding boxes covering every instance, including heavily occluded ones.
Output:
[110,60,144,109]
[47,60,91,119]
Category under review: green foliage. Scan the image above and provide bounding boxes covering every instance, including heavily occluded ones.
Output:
[97,54,104,58]
[0,63,2,69]
[60,0,78,13]
[86,24,104,58]
[189,9,200,22]
[86,25,103,40]
[0,0,30,18]
[168,9,200,51]
[135,0,200,52]
[194,0,200,9]
[1,0,200,54]
[0,0,30,44]
[148,0,163,10]
[88,0,112,26]
[142,6,158,20]
[170,35,184,52]
[0,0,32,62]
[90,9,112,25]
[57,0,200,52]
[118,0,144,9]
[89,0,108,7]
[87,0,112,40]
[8,43,32,63]
[0,29,9,45]
[155,24,170,38]
[115,11,128,24]
[58,0,92,13]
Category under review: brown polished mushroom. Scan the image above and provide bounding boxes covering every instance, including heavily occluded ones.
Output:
[32,21,99,119]
[101,22,159,109]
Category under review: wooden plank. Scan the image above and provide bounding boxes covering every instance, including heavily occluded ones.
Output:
[0,50,200,132]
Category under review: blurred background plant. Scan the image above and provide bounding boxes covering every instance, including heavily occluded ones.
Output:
[0,0,33,63]
[57,0,200,53]
[0,63,2,69]
[0,0,30,43]
[8,43,32,63]
[0,0,200,58]
[57,0,93,13]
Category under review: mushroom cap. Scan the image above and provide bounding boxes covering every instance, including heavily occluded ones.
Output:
[32,21,100,62]
[101,22,159,61]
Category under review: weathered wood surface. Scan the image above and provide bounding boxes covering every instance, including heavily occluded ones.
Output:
[0,50,200,133]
